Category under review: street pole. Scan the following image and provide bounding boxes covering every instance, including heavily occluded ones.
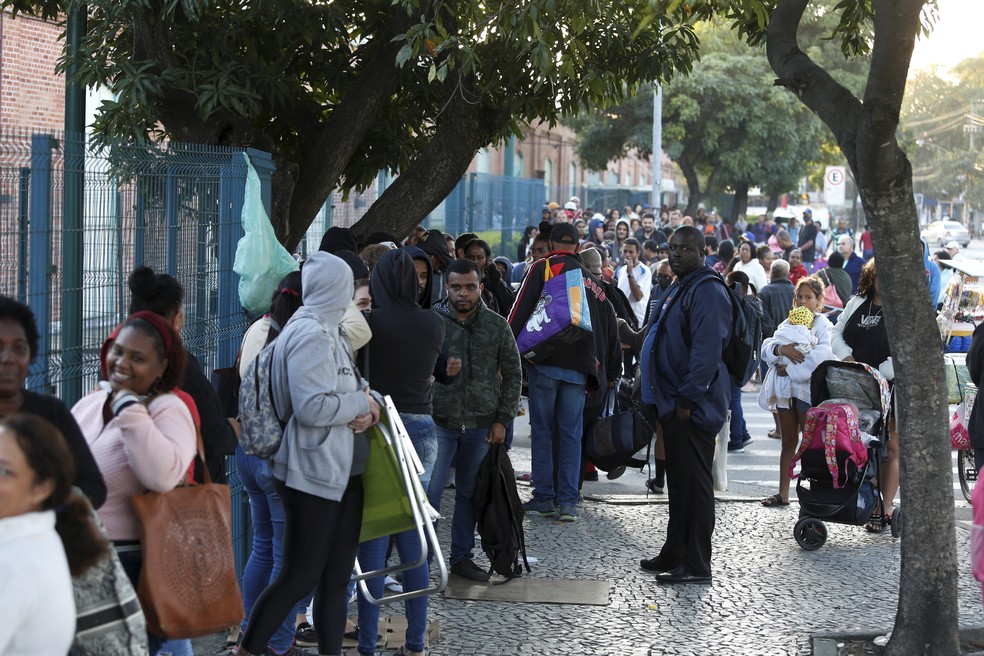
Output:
[62,6,86,404]
[652,84,662,210]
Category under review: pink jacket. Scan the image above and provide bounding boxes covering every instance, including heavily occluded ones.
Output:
[72,390,196,541]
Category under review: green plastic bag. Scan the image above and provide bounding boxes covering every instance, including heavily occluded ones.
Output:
[360,406,416,543]
[233,153,298,315]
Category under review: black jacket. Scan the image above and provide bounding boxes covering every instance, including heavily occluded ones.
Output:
[507,251,621,394]
[758,279,795,339]
[21,390,107,508]
[364,250,447,414]
[184,352,238,483]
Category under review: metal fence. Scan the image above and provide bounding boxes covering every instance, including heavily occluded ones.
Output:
[0,130,263,577]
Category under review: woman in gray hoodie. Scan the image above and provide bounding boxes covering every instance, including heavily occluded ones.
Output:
[238,251,379,656]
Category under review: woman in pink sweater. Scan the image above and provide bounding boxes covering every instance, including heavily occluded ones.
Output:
[71,311,196,654]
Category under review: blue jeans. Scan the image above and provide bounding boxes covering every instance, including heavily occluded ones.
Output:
[729,382,750,446]
[427,426,490,565]
[236,447,302,651]
[400,413,437,490]
[156,639,193,656]
[527,366,586,507]
[356,531,429,654]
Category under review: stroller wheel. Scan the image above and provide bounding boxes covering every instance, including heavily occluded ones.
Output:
[890,508,902,538]
[794,517,827,551]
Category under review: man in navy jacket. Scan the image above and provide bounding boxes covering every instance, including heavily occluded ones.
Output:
[638,226,731,584]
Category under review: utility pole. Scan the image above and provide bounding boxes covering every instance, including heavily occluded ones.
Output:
[651,84,662,210]
[62,6,86,405]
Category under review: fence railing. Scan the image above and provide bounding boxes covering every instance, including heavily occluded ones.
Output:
[0,130,270,578]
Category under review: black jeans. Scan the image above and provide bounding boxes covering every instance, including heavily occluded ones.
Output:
[241,476,364,655]
[652,409,716,577]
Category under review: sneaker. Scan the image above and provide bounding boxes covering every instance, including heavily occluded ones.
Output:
[726,442,744,453]
[294,622,317,648]
[450,557,490,581]
[522,498,557,517]
[557,505,578,522]
[646,478,664,494]
[741,436,754,448]
[384,575,403,593]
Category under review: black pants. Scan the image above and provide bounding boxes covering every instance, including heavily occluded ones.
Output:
[242,476,364,655]
[654,410,716,577]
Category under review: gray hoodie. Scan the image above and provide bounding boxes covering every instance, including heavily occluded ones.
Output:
[271,251,371,501]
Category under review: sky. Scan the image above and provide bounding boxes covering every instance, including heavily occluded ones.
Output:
[909,0,984,73]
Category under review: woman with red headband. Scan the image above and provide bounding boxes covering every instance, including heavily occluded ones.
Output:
[71,311,196,654]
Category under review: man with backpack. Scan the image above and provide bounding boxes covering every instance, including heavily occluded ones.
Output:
[638,226,733,584]
[427,259,522,582]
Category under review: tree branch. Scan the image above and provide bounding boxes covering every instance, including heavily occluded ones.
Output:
[351,99,510,241]
[283,18,412,249]
[767,0,864,166]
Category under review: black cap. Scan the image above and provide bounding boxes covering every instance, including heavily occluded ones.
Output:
[550,222,579,245]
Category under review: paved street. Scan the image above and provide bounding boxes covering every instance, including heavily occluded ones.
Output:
[398,392,984,656]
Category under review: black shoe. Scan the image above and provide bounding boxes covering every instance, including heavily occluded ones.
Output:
[450,557,490,582]
[656,565,712,584]
[606,465,626,480]
[295,622,318,647]
[740,436,753,448]
[645,478,664,494]
[584,470,599,481]
[726,442,744,453]
[639,556,674,572]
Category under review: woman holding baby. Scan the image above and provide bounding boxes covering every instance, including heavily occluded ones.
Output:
[758,275,835,506]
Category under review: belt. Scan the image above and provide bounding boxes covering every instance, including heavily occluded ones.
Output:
[434,416,495,431]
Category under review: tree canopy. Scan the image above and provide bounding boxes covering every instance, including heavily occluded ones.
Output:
[903,56,984,213]
[568,7,870,216]
[4,0,715,248]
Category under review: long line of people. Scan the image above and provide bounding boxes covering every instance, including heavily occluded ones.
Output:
[2,198,902,656]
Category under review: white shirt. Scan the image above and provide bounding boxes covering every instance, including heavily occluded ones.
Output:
[0,511,76,656]
[733,259,769,296]
[616,262,653,325]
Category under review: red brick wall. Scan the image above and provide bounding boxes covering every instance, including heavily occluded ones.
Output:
[0,11,64,134]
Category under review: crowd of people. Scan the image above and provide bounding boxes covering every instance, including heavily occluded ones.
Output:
[1,194,916,656]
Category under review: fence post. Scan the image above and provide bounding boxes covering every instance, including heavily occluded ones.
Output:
[17,168,30,303]
[216,152,247,369]
[61,131,85,406]
[165,165,179,276]
[27,134,55,393]
[467,172,476,233]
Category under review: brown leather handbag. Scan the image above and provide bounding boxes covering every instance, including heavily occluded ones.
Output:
[131,431,244,638]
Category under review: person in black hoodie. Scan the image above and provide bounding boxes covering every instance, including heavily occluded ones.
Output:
[356,249,455,656]
[318,226,359,255]
[419,229,455,305]
[508,223,621,522]
[404,246,435,308]
[463,238,515,317]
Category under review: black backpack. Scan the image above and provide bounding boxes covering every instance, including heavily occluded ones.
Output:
[682,274,763,386]
[473,444,531,581]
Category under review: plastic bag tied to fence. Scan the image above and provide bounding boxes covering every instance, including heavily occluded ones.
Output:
[233,153,298,315]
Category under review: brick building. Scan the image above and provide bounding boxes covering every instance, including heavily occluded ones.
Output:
[0,11,64,133]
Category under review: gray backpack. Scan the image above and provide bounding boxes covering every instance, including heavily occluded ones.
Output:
[238,338,290,457]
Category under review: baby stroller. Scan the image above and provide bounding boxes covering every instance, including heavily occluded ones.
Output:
[790,361,896,550]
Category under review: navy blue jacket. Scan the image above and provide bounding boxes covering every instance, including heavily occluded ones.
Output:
[641,266,732,434]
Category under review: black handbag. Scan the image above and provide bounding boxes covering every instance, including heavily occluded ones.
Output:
[210,365,241,418]
[587,384,652,471]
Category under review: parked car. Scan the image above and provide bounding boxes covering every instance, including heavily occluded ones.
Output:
[921,220,970,247]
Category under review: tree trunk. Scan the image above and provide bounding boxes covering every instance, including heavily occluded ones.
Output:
[351,100,509,241]
[732,182,750,222]
[766,192,780,213]
[679,159,704,216]
[768,1,959,653]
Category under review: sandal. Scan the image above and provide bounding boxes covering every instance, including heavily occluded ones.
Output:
[865,512,891,533]
[767,429,780,439]
[761,493,790,507]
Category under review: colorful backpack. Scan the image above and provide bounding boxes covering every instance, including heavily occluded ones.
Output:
[789,403,868,489]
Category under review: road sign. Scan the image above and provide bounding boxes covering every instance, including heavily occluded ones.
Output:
[824,166,846,207]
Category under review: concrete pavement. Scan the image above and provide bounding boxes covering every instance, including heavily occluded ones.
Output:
[196,390,983,655]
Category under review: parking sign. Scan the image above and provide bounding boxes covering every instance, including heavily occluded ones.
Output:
[824,166,846,207]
